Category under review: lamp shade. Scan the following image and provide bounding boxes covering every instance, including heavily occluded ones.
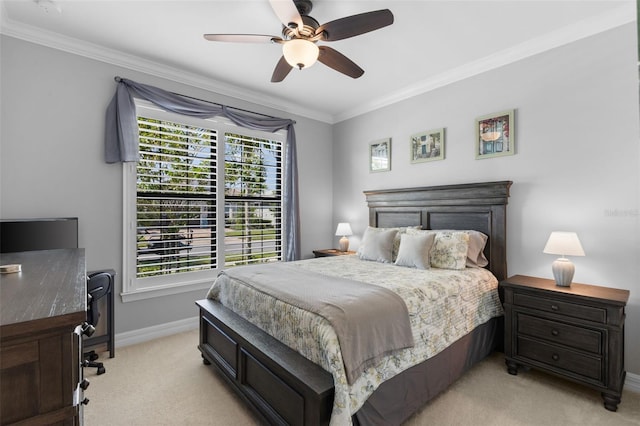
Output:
[282,39,319,69]
[543,232,585,257]
[335,223,353,237]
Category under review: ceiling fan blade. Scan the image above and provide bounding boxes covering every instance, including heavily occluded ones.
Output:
[317,46,364,79]
[269,0,304,30]
[271,56,293,82]
[317,9,394,41]
[204,34,282,44]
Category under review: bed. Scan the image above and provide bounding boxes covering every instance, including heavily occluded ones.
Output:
[196,180,512,425]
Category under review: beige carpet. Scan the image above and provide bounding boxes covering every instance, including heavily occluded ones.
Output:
[84,329,640,425]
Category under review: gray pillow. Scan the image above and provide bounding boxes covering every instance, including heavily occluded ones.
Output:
[358,228,398,263]
[394,232,436,269]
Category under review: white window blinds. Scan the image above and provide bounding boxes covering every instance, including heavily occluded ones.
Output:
[224,133,282,266]
[122,103,285,301]
[136,116,217,278]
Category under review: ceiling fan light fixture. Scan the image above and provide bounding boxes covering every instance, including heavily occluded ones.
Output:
[283,39,319,70]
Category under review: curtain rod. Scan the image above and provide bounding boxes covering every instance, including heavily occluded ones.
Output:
[114,76,295,124]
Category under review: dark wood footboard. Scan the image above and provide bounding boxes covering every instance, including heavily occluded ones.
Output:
[197,298,334,426]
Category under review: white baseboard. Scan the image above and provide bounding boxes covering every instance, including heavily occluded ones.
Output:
[115,316,199,348]
[113,317,640,395]
[626,371,640,393]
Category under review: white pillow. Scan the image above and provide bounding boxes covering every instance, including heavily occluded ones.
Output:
[390,226,422,261]
[394,232,436,269]
[358,227,398,263]
[357,226,420,261]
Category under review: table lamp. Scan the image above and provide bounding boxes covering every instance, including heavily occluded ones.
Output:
[543,231,585,287]
[335,223,353,252]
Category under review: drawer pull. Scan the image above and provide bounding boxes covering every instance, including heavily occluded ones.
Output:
[552,353,559,361]
[551,329,559,336]
[550,304,559,311]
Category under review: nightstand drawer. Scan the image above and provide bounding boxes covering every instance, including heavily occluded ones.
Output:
[514,293,606,323]
[517,336,602,382]
[517,314,603,354]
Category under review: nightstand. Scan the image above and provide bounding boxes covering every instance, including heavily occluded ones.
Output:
[501,275,629,411]
[313,249,356,258]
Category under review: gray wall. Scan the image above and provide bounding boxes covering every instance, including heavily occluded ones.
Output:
[2,23,639,377]
[0,35,334,334]
[332,23,640,375]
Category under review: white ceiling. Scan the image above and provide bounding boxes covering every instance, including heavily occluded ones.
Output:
[0,0,635,123]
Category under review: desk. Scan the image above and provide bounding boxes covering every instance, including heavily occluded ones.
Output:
[0,249,86,425]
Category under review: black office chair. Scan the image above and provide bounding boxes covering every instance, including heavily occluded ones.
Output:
[82,271,113,375]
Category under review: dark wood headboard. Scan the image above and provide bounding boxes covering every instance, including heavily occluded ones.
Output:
[363,181,512,281]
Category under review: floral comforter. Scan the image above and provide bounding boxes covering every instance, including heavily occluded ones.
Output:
[207,255,503,426]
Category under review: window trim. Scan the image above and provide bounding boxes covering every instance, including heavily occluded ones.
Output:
[121,101,285,302]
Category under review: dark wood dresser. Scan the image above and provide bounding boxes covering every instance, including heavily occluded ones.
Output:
[501,275,629,411]
[0,249,87,425]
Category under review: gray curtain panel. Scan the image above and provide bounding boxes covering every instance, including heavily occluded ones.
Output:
[105,77,300,261]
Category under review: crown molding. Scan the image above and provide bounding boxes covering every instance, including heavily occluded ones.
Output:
[0,15,333,124]
[1,2,634,125]
[333,2,636,123]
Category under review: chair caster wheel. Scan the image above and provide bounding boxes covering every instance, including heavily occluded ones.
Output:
[97,366,106,375]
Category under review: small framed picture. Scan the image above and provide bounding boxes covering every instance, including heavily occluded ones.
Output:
[475,109,515,159]
[410,128,444,163]
[369,138,391,172]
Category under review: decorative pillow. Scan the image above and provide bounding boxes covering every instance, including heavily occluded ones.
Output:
[429,231,470,270]
[358,227,398,263]
[436,229,489,267]
[394,232,436,269]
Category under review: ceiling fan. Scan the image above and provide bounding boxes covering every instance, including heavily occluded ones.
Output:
[203,0,394,82]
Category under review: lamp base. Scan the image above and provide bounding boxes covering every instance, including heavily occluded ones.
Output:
[551,257,575,287]
[338,236,349,252]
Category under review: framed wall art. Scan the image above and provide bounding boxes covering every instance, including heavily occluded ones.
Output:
[475,109,515,159]
[369,138,391,172]
[410,128,444,163]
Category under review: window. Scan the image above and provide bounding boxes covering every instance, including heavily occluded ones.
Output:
[122,103,284,301]
[224,133,282,266]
